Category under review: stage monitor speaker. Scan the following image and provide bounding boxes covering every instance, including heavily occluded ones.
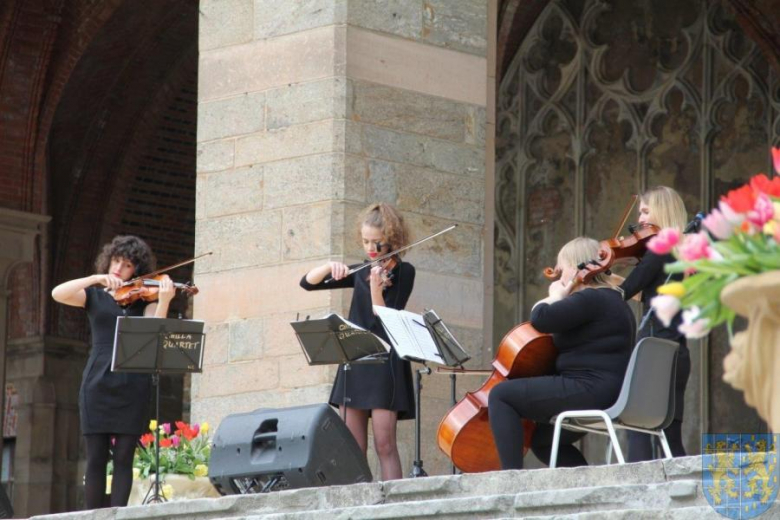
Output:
[209,403,372,494]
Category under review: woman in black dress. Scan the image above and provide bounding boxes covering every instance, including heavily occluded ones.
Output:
[488,237,636,469]
[614,186,691,461]
[52,236,174,509]
[300,203,415,481]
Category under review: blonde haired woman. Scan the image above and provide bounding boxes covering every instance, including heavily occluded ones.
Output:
[300,203,415,480]
[616,186,691,461]
[488,237,636,469]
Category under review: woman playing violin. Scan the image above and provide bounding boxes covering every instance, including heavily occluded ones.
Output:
[612,186,691,461]
[52,235,174,509]
[488,237,635,469]
[300,203,415,480]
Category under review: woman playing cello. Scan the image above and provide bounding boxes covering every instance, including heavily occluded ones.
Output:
[488,237,636,469]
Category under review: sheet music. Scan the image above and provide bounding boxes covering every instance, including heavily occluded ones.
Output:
[373,306,443,363]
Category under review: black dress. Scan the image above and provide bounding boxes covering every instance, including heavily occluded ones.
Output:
[80,287,151,435]
[300,261,416,420]
[619,251,690,422]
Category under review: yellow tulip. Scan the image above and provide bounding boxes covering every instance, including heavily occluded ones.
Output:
[194,464,208,477]
[201,422,210,434]
[149,420,158,431]
[764,220,777,236]
[106,475,112,494]
[132,467,141,481]
[162,484,174,499]
[657,282,686,298]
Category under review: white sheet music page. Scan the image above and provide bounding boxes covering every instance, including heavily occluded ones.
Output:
[373,306,442,363]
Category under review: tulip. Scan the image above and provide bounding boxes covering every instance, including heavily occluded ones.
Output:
[772,146,780,175]
[746,193,775,227]
[149,420,158,432]
[106,475,113,494]
[132,467,141,481]
[702,209,734,240]
[162,423,171,435]
[678,232,714,262]
[657,282,686,298]
[678,306,710,339]
[650,295,681,327]
[647,227,681,255]
[194,464,208,477]
[162,484,174,500]
[201,422,210,434]
[717,201,745,226]
[171,435,181,448]
[764,220,777,237]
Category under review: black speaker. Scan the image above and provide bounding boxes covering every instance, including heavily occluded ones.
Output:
[209,404,372,494]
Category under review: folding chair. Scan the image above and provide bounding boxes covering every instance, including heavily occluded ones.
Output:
[548,337,679,468]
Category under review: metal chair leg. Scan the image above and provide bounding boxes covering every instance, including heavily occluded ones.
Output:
[658,429,673,459]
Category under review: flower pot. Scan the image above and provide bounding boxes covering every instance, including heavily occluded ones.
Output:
[720,270,780,433]
[128,474,221,505]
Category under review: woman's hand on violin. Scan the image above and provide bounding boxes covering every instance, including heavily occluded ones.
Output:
[157,274,175,304]
[97,273,124,292]
[329,261,350,281]
[369,265,386,291]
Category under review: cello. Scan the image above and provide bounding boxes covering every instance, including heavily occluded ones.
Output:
[436,198,658,473]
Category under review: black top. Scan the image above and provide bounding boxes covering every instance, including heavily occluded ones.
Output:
[619,251,684,341]
[531,288,636,390]
[80,287,151,435]
[300,261,417,419]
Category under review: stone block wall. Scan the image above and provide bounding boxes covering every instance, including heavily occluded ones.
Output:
[195,0,489,477]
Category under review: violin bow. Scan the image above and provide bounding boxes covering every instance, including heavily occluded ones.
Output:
[612,195,638,240]
[326,224,458,282]
[123,251,213,286]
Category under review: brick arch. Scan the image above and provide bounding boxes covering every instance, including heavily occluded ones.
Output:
[47,0,198,339]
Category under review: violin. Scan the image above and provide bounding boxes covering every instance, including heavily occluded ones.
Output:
[113,275,199,307]
[375,254,400,288]
[325,224,457,284]
[544,196,660,281]
[111,252,211,307]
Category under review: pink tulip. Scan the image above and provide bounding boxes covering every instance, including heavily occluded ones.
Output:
[772,147,780,175]
[702,209,733,240]
[677,232,714,262]
[678,307,710,339]
[191,423,200,437]
[650,295,681,327]
[162,423,171,435]
[717,201,745,226]
[647,228,681,255]
[171,435,181,448]
[746,193,775,227]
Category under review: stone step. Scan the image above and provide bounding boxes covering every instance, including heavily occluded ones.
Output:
[32,455,770,520]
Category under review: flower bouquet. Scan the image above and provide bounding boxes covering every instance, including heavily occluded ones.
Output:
[648,148,780,339]
[135,420,211,481]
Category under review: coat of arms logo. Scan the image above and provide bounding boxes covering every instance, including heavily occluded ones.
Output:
[703,434,779,519]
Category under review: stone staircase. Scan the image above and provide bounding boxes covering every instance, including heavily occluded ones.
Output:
[31,456,779,520]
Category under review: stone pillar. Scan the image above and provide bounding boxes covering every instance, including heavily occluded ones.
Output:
[0,208,50,514]
[195,0,488,477]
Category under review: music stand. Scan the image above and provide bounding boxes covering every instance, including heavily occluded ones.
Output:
[290,314,387,423]
[112,317,205,504]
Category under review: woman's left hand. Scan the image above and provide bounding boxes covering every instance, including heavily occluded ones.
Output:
[157,274,175,304]
[369,265,385,292]
[548,278,575,300]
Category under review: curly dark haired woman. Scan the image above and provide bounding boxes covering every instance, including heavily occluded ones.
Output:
[52,236,174,509]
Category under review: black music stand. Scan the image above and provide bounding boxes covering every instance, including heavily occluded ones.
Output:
[112,317,205,504]
[290,314,387,423]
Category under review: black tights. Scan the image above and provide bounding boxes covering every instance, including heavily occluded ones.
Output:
[84,434,137,509]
